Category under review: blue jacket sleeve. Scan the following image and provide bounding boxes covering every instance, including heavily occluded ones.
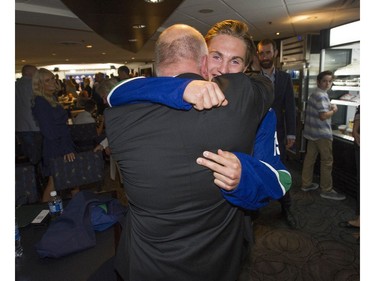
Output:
[220,109,292,210]
[107,76,193,110]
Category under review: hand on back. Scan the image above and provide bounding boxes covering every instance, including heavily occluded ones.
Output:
[184,81,228,110]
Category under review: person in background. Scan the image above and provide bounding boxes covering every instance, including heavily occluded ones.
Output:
[69,75,80,91]
[301,70,346,200]
[105,24,274,281]
[93,78,121,183]
[76,90,90,109]
[92,72,106,115]
[73,99,97,124]
[257,39,296,159]
[65,78,78,98]
[117,65,131,81]
[54,74,65,97]
[82,77,92,98]
[15,64,43,166]
[93,77,119,154]
[31,68,76,202]
[339,105,360,230]
[257,38,297,226]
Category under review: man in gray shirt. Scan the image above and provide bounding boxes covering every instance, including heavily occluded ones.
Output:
[15,64,42,165]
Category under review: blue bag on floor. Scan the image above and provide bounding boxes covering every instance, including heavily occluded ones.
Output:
[91,197,127,232]
[35,190,127,258]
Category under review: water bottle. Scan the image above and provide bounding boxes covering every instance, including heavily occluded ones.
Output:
[48,191,63,219]
[15,222,23,258]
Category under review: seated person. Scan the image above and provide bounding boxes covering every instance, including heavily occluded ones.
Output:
[73,99,97,124]
[61,92,75,103]
[74,99,105,137]
[76,90,90,108]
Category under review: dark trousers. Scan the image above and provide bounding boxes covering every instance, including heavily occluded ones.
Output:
[279,190,292,210]
[278,137,292,211]
[354,143,360,216]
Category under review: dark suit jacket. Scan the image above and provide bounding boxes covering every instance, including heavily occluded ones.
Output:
[273,69,296,159]
[105,72,273,281]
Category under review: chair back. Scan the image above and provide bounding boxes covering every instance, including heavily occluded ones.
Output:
[69,123,98,152]
[50,151,105,191]
[15,163,39,206]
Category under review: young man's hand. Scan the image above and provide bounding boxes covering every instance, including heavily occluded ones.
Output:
[184,81,228,110]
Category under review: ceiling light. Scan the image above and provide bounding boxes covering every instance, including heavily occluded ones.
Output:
[128,39,138,42]
[133,24,146,29]
[86,45,93,48]
[59,41,82,46]
[199,9,213,13]
[144,0,164,3]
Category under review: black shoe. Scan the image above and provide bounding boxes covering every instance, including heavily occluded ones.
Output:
[282,208,297,229]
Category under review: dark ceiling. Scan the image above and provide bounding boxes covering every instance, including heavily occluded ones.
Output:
[60,0,184,53]
[15,0,361,73]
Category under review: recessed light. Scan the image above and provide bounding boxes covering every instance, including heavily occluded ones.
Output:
[144,0,164,3]
[59,41,82,46]
[128,39,138,42]
[275,32,280,36]
[133,24,146,29]
[86,45,93,48]
[199,9,213,14]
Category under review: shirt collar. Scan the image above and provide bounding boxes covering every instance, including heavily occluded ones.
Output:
[261,67,276,83]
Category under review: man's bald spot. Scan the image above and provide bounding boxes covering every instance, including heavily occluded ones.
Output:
[159,24,204,44]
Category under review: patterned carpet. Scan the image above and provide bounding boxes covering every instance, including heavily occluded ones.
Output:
[100,158,360,281]
[242,159,360,281]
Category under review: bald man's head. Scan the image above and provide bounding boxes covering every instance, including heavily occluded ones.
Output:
[154,24,208,77]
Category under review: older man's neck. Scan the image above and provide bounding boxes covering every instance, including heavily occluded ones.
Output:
[158,61,203,77]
